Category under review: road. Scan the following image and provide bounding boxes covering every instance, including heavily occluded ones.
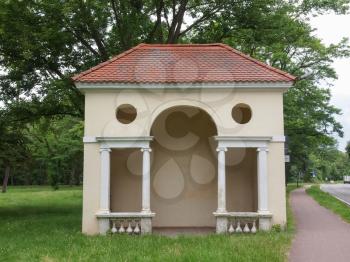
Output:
[321,184,350,205]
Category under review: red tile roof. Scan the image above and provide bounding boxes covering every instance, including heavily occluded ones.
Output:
[72,43,296,84]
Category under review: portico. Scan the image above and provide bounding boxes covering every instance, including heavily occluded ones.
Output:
[213,136,273,233]
[92,137,154,234]
[91,134,277,234]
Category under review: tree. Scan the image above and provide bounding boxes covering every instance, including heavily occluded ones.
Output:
[0,110,28,192]
[346,141,350,158]
[309,146,350,181]
[1,0,350,185]
[25,117,84,188]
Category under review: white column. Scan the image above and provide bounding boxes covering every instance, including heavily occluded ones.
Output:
[257,147,269,212]
[100,147,111,213]
[141,147,152,213]
[216,147,227,213]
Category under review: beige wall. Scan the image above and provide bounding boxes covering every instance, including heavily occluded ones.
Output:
[110,149,142,212]
[84,89,284,137]
[226,148,258,212]
[82,88,286,234]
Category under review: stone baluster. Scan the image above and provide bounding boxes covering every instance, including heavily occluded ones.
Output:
[236,221,242,233]
[134,222,140,234]
[243,223,250,233]
[119,221,125,233]
[251,221,257,233]
[126,222,133,234]
[228,223,235,234]
[111,221,117,234]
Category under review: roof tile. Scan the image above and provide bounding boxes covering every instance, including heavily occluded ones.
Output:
[72,43,295,83]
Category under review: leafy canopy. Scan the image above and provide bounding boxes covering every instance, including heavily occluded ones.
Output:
[0,0,350,183]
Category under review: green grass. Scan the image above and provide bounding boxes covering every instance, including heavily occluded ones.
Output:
[306,185,350,223]
[286,184,297,233]
[0,186,296,262]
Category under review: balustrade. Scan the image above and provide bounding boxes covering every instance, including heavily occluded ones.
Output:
[227,217,257,234]
[110,219,141,234]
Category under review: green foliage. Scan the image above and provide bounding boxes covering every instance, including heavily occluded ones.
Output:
[308,147,350,181]
[0,186,294,261]
[0,0,350,185]
[0,115,83,187]
[346,141,350,158]
[307,185,350,223]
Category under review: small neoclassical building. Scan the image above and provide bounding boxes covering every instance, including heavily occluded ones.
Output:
[73,43,295,235]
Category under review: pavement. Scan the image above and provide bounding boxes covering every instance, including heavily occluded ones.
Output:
[320,184,350,205]
[289,187,350,262]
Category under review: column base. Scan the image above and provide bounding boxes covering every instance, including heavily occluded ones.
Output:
[98,218,110,235]
[141,217,152,234]
[216,216,228,234]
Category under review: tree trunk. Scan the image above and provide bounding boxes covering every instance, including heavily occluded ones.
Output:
[2,166,10,193]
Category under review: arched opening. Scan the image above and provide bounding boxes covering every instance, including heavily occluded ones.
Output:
[150,106,218,228]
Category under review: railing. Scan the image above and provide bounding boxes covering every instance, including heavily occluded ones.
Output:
[111,219,141,234]
[214,211,272,233]
[227,212,258,234]
[96,212,155,235]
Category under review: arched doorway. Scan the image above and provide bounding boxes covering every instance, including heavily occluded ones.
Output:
[150,106,218,228]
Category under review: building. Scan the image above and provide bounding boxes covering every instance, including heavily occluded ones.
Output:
[73,43,295,235]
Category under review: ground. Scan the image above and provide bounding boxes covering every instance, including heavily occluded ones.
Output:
[0,186,294,262]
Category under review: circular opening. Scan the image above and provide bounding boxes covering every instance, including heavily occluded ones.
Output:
[232,103,252,124]
[116,104,137,124]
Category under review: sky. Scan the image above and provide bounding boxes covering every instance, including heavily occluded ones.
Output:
[310,14,350,151]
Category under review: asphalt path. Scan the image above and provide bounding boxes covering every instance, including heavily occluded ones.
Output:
[289,188,350,262]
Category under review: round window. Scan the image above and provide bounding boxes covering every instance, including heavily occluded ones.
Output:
[232,103,252,124]
[116,104,137,124]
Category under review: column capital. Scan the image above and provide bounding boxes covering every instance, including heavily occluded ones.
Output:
[257,147,269,152]
[216,147,228,152]
[141,147,152,153]
[100,147,111,153]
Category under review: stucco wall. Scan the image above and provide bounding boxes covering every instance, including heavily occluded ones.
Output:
[82,88,286,234]
[84,89,284,137]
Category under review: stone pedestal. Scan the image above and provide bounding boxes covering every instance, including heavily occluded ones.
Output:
[98,218,110,235]
[216,216,228,234]
[258,213,272,231]
[141,217,152,234]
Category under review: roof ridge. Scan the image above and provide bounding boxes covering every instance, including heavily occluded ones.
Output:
[72,43,146,81]
[141,43,222,47]
[217,43,296,81]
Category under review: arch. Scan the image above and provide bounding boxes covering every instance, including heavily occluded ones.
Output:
[148,99,222,135]
[149,104,219,228]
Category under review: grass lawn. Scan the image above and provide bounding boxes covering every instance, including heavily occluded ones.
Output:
[0,186,295,262]
[306,185,350,223]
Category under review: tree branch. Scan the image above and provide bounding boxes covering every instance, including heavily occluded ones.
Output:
[147,0,165,43]
[167,0,189,43]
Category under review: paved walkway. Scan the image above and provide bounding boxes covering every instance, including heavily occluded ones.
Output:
[289,188,350,262]
[321,184,350,206]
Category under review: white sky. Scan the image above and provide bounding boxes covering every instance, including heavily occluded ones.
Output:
[310,14,350,151]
